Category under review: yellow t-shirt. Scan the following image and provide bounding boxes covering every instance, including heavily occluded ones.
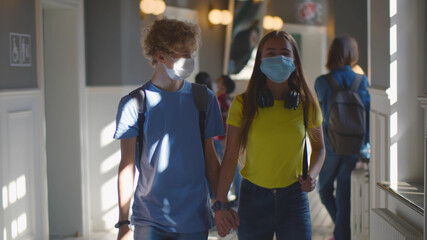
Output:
[227,94,322,189]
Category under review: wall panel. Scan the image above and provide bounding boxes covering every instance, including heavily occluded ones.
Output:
[0,90,47,240]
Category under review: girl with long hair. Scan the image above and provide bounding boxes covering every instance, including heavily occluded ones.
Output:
[213,30,325,239]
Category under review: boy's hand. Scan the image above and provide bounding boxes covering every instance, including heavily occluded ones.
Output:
[214,209,239,237]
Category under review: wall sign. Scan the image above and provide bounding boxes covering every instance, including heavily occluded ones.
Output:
[10,32,32,67]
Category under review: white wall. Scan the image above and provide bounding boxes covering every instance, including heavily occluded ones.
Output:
[0,91,48,240]
[388,0,425,233]
[42,0,88,237]
[282,23,328,88]
[86,86,137,232]
[390,0,425,182]
[368,0,426,236]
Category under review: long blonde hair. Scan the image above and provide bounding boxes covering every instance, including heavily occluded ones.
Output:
[239,30,321,151]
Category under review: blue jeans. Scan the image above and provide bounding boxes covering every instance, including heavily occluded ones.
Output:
[134,225,208,240]
[317,152,358,240]
[237,179,311,240]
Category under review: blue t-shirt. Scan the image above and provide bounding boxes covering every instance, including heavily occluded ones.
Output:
[113,80,224,233]
[314,65,371,157]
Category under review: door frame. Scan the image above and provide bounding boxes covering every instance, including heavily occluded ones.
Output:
[37,0,90,236]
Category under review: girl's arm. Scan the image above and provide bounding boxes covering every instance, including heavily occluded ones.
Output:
[216,125,241,201]
[299,125,326,192]
[204,138,220,198]
[307,125,326,179]
[214,125,241,236]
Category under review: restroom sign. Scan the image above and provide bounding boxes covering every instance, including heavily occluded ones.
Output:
[10,33,32,67]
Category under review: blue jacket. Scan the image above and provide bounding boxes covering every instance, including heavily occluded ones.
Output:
[315,65,371,157]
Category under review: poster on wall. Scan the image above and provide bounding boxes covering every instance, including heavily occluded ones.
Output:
[221,0,268,81]
[227,0,266,80]
[9,32,32,67]
[295,0,323,24]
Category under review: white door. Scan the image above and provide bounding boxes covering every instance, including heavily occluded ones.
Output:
[42,0,89,237]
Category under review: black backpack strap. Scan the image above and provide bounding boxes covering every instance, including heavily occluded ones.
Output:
[325,73,342,91]
[191,83,209,155]
[350,74,363,92]
[129,83,148,170]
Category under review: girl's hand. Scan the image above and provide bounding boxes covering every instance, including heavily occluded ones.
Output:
[214,209,239,237]
[298,174,317,192]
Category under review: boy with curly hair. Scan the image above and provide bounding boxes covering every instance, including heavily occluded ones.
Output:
[113,17,224,240]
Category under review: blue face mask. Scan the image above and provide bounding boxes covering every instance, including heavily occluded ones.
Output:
[260,55,295,83]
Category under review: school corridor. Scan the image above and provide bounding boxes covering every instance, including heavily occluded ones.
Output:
[0,0,425,239]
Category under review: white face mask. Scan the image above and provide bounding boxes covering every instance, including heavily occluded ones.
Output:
[165,57,195,81]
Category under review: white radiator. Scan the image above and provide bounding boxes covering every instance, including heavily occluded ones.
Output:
[351,168,370,240]
[370,208,422,240]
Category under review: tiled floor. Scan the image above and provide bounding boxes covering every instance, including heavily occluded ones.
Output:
[57,191,334,240]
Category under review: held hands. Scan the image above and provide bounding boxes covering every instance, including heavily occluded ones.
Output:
[298,174,317,192]
[214,209,239,237]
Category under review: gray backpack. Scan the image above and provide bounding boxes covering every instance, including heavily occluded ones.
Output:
[325,73,366,155]
[129,82,208,171]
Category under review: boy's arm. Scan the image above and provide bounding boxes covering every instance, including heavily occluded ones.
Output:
[204,138,220,198]
[117,137,136,240]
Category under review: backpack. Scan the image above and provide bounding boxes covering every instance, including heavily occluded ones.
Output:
[129,82,208,171]
[325,73,366,155]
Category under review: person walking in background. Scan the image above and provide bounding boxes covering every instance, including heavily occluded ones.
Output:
[315,35,370,240]
[195,72,240,203]
[113,17,224,240]
[214,30,325,239]
[213,75,240,203]
[196,71,213,90]
[213,75,235,159]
